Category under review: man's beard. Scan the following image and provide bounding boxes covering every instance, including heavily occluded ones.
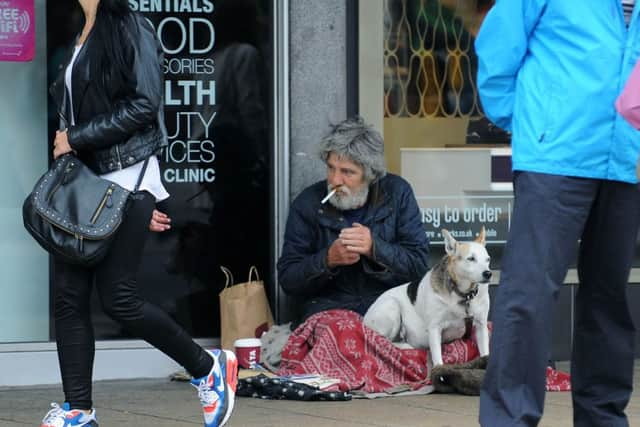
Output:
[328,183,369,211]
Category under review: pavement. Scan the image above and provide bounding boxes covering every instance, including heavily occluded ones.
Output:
[2,362,640,427]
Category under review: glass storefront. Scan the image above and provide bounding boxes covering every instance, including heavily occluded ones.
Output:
[360,0,640,359]
[126,0,274,339]
[1,0,274,344]
[362,0,640,273]
[379,0,511,268]
[0,0,49,343]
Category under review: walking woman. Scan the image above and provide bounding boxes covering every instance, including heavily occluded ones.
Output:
[42,1,237,426]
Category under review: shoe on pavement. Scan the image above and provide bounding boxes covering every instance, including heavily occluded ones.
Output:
[40,402,98,427]
[191,349,238,427]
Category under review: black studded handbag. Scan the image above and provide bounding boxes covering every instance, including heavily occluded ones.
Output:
[22,153,149,266]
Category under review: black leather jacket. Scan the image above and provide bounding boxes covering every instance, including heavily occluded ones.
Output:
[49,13,168,174]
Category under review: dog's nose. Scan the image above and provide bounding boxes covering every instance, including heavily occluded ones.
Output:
[483,270,492,280]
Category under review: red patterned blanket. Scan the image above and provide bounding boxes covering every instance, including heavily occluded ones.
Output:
[278,309,570,394]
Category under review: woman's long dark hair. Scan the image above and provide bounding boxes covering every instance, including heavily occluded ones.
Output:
[88,0,135,99]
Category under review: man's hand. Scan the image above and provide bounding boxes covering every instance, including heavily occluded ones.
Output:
[149,209,171,232]
[339,223,373,257]
[327,239,360,267]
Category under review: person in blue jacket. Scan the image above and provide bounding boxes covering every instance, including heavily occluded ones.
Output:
[475,1,640,426]
[277,117,429,324]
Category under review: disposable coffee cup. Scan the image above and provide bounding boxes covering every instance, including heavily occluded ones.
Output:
[234,338,261,369]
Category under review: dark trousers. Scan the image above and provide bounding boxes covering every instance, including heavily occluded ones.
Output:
[53,192,212,409]
[480,172,640,427]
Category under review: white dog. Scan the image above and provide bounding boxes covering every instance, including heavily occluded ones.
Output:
[363,227,491,366]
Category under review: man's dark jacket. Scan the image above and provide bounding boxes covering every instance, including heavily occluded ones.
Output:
[277,173,429,322]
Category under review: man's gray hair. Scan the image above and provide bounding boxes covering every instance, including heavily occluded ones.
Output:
[319,116,387,183]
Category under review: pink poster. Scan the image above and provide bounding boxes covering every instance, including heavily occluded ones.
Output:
[0,0,34,62]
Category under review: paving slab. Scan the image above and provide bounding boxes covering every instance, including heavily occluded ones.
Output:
[1,361,640,426]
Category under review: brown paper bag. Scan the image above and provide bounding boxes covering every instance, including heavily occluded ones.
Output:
[219,266,274,350]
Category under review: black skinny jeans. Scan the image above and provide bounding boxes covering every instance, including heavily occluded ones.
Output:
[53,191,212,409]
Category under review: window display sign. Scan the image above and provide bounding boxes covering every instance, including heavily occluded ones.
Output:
[401,148,513,245]
[378,1,514,266]
[418,196,512,244]
[136,3,218,185]
[0,0,34,62]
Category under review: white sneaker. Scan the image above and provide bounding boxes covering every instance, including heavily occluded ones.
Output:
[40,402,98,427]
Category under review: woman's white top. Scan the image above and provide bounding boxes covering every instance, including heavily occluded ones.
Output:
[99,158,169,202]
[65,44,169,202]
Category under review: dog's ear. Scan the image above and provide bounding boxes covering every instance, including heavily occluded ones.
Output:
[475,226,486,246]
[442,229,457,255]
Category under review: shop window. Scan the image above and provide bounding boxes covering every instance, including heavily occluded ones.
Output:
[0,0,49,343]
[46,0,274,339]
[363,0,514,269]
[384,0,484,118]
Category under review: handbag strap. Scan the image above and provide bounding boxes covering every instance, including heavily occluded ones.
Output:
[248,266,260,282]
[132,157,150,194]
[220,266,235,288]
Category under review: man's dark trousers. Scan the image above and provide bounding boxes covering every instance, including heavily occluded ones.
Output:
[479,172,640,427]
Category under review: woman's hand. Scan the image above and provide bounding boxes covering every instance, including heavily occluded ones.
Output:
[53,130,73,159]
[149,209,171,232]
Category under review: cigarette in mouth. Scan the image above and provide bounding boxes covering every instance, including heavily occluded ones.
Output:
[321,188,337,204]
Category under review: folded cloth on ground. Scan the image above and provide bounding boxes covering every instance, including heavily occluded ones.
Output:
[544,366,572,392]
[238,366,277,380]
[277,309,480,394]
[277,309,572,395]
[260,322,293,372]
[237,374,352,401]
[283,374,343,390]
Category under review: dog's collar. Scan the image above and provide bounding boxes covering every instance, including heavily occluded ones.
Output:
[449,278,479,307]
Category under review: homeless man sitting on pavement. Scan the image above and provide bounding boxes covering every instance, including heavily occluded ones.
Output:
[277,116,430,324]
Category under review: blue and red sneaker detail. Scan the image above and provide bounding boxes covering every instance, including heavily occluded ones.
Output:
[191,349,238,427]
[40,402,98,427]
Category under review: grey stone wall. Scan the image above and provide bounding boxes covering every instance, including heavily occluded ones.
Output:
[277,1,348,322]
[289,0,348,199]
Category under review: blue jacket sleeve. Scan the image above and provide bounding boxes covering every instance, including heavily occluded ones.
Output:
[475,0,547,131]
[362,183,429,286]
[277,203,336,296]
